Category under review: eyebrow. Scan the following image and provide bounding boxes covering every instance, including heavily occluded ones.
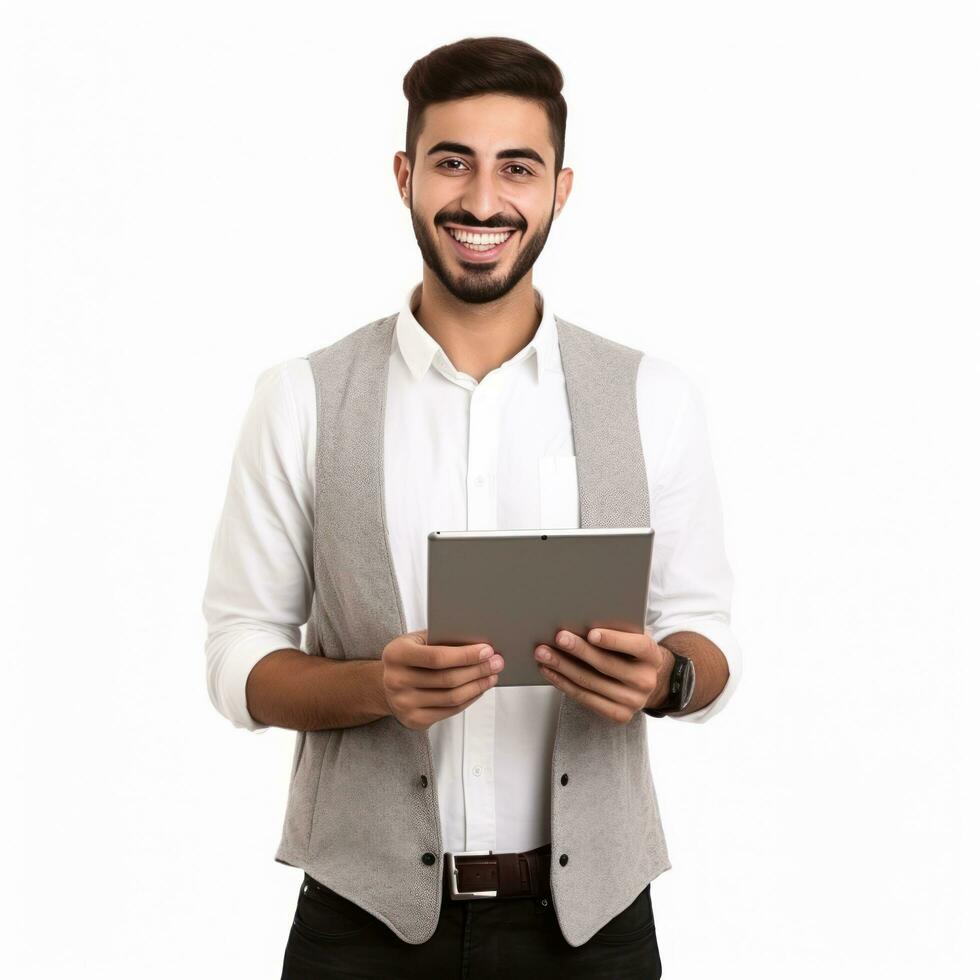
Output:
[426,140,547,168]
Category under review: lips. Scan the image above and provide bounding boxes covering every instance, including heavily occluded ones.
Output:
[443,226,517,263]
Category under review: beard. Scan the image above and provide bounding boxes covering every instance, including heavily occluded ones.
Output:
[408,184,556,305]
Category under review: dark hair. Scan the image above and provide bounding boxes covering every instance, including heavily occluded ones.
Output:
[402,36,567,176]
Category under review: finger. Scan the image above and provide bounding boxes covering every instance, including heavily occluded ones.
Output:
[537,664,635,725]
[550,630,656,686]
[409,640,495,670]
[402,653,504,689]
[412,688,484,727]
[409,669,499,708]
[581,627,652,659]
[536,644,648,712]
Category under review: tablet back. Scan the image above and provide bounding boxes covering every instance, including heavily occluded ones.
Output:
[426,528,654,687]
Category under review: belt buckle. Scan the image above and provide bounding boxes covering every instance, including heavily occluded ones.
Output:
[447,849,496,900]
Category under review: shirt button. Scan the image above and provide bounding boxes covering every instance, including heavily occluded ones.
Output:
[560,773,568,786]
[420,774,428,787]
[559,853,569,867]
[474,475,486,487]
[422,852,436,865]
[472,765,482,776]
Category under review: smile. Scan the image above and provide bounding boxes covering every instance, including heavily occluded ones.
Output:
[443,226,517,262]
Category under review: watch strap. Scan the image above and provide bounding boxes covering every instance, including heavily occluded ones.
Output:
[644,649,694,717]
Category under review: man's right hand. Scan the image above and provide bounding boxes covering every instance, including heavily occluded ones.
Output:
[380,629,505,731]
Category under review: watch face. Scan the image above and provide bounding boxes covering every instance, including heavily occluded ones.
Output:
[679,660,696,709]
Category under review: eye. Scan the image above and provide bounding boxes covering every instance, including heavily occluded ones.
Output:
[436,159,535,177]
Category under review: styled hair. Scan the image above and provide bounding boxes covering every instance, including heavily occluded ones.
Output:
[402,36,567,176]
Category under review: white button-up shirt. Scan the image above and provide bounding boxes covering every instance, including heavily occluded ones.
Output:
[202,281,743,854]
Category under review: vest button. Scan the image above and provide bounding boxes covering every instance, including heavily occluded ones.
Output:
[559,853,568,866]
[560,773,568,785]
[420,774,428,787]
[421,852,436,865]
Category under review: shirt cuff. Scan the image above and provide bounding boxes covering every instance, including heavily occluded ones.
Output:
[206,631,301,732]
[647,618,743,723]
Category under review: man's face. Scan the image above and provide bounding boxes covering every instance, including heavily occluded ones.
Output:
[397,93,571,305]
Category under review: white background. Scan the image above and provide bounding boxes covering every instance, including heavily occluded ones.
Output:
[5,2,978,977]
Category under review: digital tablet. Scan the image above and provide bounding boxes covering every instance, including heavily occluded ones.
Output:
[426,528,655,687]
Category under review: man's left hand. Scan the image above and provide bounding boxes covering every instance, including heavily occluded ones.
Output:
[534,627,670,724]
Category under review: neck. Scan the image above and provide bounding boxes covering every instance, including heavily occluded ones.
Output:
[412,271,542,383]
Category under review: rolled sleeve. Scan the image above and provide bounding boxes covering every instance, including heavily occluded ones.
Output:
[648,618,742,723]
[204,629,300,732]
[639,358,742,723]
[201,359,315,732]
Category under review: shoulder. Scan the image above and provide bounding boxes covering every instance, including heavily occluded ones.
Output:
[250,357,314,419]
[636,353,701,418]
[243,358,315,480]
[555,316,647,364]
[308,313,398,366]
[635,354,710,490]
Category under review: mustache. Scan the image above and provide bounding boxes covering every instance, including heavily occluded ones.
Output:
[437,218,524,232]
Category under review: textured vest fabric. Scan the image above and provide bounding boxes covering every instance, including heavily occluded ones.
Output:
[273,311,671,947]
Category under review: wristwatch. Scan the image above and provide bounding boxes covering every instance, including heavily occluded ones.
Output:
[644,649,696,717]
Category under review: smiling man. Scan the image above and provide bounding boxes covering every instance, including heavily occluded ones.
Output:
[202,35,742,979]
[404,100,558,314]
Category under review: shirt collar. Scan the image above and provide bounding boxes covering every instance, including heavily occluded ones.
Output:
[395,281,560,384]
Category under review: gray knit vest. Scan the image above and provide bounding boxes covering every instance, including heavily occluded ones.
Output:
[273,311,671,947]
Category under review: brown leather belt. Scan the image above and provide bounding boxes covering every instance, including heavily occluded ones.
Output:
[443,843,552,901]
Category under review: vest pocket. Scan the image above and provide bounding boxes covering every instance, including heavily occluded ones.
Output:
[539,455,580,528]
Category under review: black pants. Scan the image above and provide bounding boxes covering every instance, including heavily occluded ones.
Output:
[280,871,663,979]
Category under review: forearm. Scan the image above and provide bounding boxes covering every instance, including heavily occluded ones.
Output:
[644,630,730,716]
[245,649,392,731]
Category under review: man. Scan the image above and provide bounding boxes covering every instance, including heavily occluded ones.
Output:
[203,35,741,979]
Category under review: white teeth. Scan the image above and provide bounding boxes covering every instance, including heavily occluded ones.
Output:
[448,228,513,249]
